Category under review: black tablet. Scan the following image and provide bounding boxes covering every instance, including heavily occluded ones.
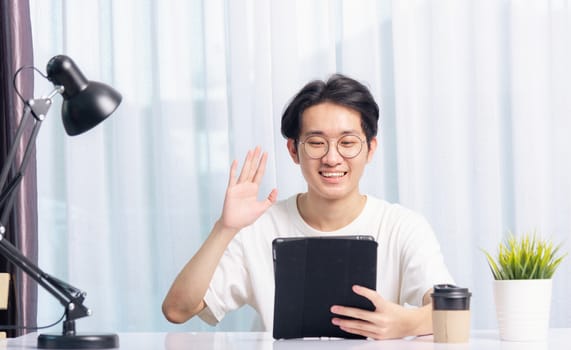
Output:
[272,235,378,339]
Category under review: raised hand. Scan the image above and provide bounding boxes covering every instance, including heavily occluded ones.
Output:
[219,146,278,232]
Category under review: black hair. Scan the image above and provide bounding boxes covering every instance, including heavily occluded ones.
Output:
[280,74,379,145]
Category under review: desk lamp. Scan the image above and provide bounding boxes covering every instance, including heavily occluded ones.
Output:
[0,55,121,348]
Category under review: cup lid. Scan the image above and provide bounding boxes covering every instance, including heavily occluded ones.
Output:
[431,284,472,298]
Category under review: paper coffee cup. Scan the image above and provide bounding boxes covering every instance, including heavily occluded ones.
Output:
[431,284,472,343]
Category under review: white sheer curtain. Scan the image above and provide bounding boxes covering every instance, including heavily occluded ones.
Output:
[29,0,571,332]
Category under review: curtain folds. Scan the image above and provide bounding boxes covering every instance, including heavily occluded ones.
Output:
[28,0,571,333]
[0,0,37,337]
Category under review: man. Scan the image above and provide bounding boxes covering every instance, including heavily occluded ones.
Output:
[162,74,454,339]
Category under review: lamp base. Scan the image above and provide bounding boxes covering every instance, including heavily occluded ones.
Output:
[37,333,119,349]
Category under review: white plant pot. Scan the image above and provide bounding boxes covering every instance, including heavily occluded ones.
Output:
[493,279,552,341]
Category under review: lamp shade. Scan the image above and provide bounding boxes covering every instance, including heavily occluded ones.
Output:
[46,55,122,136]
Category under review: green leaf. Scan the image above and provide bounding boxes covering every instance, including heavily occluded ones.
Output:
[482,232,567,280]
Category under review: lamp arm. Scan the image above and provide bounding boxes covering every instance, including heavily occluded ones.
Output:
[0,83,60,192]
[0,174,23,211]
[0,92,58,221]
[0,105,34,194]
[0,117,40,226]
[0,93,91,323]
[0,233,90,321]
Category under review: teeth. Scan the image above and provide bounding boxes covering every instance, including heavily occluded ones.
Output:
[321,172,345,178]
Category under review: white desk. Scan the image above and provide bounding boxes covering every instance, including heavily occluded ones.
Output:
[3,329,570,349]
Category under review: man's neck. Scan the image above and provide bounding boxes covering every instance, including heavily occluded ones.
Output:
[296,192,366,232]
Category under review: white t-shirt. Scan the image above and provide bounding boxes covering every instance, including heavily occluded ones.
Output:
[199,194,454,330]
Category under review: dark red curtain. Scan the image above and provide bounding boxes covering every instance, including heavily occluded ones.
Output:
[0,0,38,337]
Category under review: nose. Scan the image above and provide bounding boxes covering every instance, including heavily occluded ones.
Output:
[321,140,343,165]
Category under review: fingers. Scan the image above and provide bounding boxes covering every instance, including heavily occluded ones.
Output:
[330,303,382,340]
[329,285,383,336]
[247,147,262,180]
[351,285,384,309]
[330,287,406,340]
[265,188,279,206]
[235,146,266,184]
[331,285,383,314]
[228,160,238,186]
[253,151,268,185]
[330,304,372,324]
[236,148,255,183]
[331,318,381,339]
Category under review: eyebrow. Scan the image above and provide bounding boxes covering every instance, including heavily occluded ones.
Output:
[302,130,362,137]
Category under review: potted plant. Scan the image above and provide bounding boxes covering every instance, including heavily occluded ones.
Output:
[483,232,567,341]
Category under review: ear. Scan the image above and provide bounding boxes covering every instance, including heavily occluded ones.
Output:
[366,137,378,163]
[287,139,300,164]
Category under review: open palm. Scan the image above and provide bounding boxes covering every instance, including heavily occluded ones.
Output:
[220,147,278,231]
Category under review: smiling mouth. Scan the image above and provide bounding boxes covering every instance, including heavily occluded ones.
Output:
[319,171,347,178]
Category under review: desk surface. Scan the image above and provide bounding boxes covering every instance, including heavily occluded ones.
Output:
[3,329,570,349]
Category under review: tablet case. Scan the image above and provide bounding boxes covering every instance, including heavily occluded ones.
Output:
[272,236,378,339]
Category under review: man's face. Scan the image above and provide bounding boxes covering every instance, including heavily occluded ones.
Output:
[287,102,377,201]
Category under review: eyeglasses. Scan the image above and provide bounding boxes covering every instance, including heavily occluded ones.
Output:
[298,134,366,159]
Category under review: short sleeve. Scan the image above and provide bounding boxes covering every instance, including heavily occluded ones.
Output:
[398,215,455,306]
[198,231,253,325]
